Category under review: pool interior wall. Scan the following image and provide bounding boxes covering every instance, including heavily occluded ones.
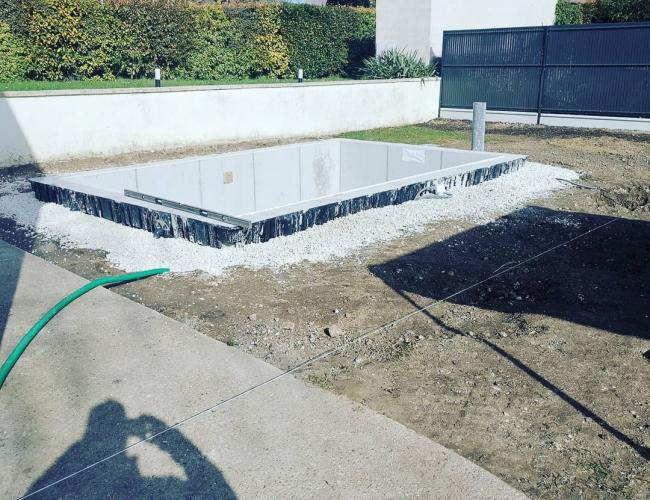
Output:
[31,139,527,247]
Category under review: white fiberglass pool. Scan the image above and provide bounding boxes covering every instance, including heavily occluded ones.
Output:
[31,139,526,247]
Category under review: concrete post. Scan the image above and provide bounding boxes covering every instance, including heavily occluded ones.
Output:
[472,102,486,151]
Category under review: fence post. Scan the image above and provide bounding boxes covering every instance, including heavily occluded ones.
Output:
[438,32,447,119]
[536,27,549,125]
[472,102,486,151]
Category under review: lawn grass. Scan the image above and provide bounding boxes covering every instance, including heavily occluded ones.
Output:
[339,124,468,145]
[0,76,347,92]
[339,124,508,147]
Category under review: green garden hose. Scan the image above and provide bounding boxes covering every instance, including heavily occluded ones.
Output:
[0,268,170,390]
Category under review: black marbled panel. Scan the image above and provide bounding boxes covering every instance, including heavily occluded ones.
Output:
[30,158,525,248]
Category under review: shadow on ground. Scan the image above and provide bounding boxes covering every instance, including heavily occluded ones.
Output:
[25,400,235,499]
[370,206,650,459]
[0,97,41,346]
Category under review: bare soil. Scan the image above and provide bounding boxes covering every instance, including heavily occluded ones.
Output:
[1,122,649,498]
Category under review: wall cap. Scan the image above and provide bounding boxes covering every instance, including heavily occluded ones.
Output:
[0,77,440,99]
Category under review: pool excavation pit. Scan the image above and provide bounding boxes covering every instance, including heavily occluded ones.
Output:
[30,139,527,248]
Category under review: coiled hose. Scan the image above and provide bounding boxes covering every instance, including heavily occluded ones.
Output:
[0,268,169,390]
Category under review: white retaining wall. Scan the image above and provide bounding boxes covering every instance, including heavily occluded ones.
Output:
[440,108,650,133]
[0,79,440,168]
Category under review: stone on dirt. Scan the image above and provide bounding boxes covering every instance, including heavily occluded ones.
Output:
[325,325,343,338]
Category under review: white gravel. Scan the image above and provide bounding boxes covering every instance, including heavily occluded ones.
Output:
[0,162,578,276]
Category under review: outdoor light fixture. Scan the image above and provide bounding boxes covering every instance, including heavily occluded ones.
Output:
[155,68,162,88]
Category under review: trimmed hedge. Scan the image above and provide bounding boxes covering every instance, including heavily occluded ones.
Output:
[0,0,375,82]
[327,0,375,6]
[556,0,650,25]
[555,0,585,25]
[588,0,650,23]
[0,21,27,81]
[25,0,138,80]
[280,4,375,78]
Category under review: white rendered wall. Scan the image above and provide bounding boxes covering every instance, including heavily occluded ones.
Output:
[376,0,433,62]
[376,0,557,60]
[0,79,440,168]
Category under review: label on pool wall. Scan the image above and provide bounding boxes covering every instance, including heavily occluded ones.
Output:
[223,171,234,184]
[402,148,425,164]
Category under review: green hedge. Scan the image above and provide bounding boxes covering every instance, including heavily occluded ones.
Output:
[556,0,650,25]
[0,21,27,81]
[280,4,375,78]
[0,0,375,82]
[555,0,585,25]
[588,0,650,23]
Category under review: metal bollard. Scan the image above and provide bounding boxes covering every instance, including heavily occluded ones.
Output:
[472,102,486,151]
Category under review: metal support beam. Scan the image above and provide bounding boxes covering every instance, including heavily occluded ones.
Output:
[124,190,253,229]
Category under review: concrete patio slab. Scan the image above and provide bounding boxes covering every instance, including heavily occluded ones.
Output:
[0,239,525,499]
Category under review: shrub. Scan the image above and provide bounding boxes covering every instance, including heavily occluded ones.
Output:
[223,4,290,79]
[0,0,30,36]
[280,4,374,79]
[26,0,136,80]
[0,21,27,81]
[588,0,650,23]
[111,0,196,78]
[251,4,290,78]
[555,0,585,24]
[79,4,140,79]
[5,1,375,82]
[361,48,436,80]
[180,6,248,80]
[327,0,375,6]
[346,7,375,76]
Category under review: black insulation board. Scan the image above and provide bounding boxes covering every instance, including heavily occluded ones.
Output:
[30,158,525,248]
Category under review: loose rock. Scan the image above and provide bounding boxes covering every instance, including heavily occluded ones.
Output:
[325,325,343,338]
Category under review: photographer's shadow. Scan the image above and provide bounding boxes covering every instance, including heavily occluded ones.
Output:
[26,400,236,499]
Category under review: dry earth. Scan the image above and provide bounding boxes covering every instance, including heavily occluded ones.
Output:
[1,121,649,498]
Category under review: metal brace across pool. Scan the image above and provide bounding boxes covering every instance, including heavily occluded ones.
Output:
[124,189,253,230]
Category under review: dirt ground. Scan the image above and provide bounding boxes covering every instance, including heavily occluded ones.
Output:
[1,121,649,498]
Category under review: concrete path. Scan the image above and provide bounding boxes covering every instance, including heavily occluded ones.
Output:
[0,240,525,499]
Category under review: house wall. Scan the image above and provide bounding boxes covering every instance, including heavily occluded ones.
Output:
[376,0,433,62]
[0,79,440,168]
[377,0,557,60]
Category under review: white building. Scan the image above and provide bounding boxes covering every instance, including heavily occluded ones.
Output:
[376,0,558,61]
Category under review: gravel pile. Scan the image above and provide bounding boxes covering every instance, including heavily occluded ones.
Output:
[0,162,578,276]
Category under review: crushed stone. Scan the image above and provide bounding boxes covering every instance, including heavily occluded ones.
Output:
[0,163,578,276]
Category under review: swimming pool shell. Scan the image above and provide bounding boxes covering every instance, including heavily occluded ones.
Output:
[30,139,527,248]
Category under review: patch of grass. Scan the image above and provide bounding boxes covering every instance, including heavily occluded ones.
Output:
[339,125,468,146]
[339,124,510,146]
[0,76,347,92]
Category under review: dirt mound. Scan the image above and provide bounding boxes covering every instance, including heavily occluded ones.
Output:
[599,184,650,212]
